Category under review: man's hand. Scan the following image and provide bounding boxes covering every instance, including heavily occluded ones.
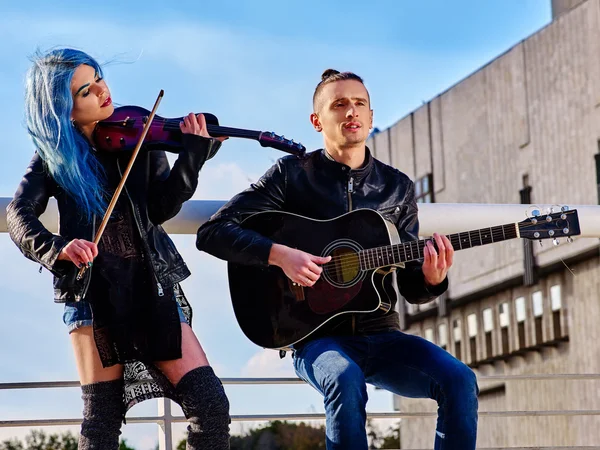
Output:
[268,243,331,287]
[422,232,453,286]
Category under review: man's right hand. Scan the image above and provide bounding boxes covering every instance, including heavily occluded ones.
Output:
[268,243,331,287]
[57,239,98,268]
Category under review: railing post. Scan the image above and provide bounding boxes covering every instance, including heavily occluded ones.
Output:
[158,397,174,450]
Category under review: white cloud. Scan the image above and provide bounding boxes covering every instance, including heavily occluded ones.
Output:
[241,349,297,378]
[193,161,259,200]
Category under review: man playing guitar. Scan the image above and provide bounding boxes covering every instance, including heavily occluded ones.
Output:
[196,69,479,450]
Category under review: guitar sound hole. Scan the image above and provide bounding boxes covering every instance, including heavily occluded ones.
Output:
[323,246,361,287]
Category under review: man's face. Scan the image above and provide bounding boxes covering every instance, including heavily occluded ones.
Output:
[311,79,373,148]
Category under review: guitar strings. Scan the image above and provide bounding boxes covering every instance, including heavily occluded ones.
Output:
[318,219,566,270]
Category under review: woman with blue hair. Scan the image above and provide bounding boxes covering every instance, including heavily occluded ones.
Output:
[7,48,231,449]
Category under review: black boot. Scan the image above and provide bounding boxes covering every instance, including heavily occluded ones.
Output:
[78,379,124,450]
[176,366,230,449]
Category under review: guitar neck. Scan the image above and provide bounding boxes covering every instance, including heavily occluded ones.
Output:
[360,222,519,270]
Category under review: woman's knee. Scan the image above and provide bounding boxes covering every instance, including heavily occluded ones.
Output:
[176,366,230,426]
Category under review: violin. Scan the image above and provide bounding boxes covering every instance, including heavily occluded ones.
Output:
[93,105,306,156]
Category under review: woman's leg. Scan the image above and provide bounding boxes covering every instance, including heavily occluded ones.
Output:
[155,324,230,450]
[70,326,124,450]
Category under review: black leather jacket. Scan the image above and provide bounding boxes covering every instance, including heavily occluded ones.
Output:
[196,147,447,334]
[7,134,221,303]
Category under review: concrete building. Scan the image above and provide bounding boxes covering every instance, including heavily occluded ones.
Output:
[366,0,600,447]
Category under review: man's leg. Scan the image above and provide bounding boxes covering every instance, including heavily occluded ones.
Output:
[365,331,478,450]
[293,336,369,450]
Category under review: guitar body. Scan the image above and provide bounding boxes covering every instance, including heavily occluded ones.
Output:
[228,209,400,349]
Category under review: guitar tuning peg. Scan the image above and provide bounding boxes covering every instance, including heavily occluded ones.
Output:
[538,240,543,247]
[567,236,574,243]
[531,209,540,217]
[553,238,560,246]
[561,205,569,212]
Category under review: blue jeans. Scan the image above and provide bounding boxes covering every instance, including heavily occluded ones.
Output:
[293,330,479,450]
[63,284,189,333]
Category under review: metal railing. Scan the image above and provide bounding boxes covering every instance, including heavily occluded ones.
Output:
[1,374,599,450]
[1,199,600,448]
[3,198,600,237]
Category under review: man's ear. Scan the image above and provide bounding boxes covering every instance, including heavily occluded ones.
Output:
[310,112,322,132]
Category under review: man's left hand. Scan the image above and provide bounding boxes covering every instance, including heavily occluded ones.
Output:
[422,232,454,286]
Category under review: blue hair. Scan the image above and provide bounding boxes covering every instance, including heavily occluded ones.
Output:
[25,48,107,222]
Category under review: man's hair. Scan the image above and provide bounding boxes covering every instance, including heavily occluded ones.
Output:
[312,69,368,111]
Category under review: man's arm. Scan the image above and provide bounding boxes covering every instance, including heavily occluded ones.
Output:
[196,159,288,266]
[395,181,450,304]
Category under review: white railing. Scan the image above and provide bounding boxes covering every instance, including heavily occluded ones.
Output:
[1,199,599,449]
[1,375,599,450]
[2,198,600,237]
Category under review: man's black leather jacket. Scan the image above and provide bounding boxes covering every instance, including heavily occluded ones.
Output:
[196,148,447,335]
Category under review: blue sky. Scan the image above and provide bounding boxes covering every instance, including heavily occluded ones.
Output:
[0,1,551,448]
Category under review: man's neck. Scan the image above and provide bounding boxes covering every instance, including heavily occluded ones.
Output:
[324,143,366,170]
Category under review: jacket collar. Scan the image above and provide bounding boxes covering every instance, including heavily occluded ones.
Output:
[318,146,374,181]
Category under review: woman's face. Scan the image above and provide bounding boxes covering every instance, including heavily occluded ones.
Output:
[70,64,113,130]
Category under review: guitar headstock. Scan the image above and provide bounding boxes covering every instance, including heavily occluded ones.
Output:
[518,207,580,243]
[258,132,306,156]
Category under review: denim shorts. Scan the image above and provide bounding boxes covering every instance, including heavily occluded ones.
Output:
[63,285,188,333]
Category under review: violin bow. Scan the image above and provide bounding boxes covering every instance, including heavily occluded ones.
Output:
[77,90,165,280]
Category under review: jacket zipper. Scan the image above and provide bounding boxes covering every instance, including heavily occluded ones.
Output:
[80,215,96,300]
[117,160,165,297]
[347,176,354,211]
[347,174,356,334]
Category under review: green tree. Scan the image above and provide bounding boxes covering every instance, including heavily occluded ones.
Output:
[118,439,136,450]
[0,430,137,450]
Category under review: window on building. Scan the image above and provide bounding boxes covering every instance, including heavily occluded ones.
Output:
[483,308,494,358]
[595,143,600,204]
[499,302,510,355]
[415,173,434,203]
[438,323,448,350]
[532,290,544,345]
[424,327,434,343]
[520,175,537,286]
[515,297,527,349]
[453,319,462,360]
[550,285,563,339]
[467,313,478,363]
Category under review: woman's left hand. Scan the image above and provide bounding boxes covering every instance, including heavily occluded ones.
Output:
[179,113,228,142]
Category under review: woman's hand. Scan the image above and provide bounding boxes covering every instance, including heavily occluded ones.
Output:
[179,113,228,142]
[57,239,98,268]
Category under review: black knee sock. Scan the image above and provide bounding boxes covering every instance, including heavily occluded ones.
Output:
[176,366,230,450]
[78,379,124,450]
